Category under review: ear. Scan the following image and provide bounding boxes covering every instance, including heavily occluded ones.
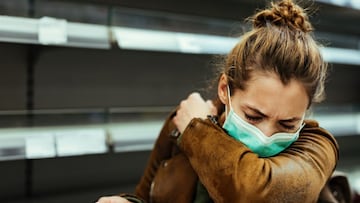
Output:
[218,74,228,105]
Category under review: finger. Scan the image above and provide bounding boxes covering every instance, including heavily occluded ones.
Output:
[111,196,130,203]
[97,197,109,203]
[206,100,214,108]
[188,92,205,103]
[172,114,178,125]
[188,92,201,99]
[206,100,218,115]
[179,99,187,108]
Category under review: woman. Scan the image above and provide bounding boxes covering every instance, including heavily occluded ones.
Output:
[98,0,341,202]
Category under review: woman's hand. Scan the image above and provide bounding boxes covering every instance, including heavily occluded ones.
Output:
[96,196,131,203]
[173,92,217,133]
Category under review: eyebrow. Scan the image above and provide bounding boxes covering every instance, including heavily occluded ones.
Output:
[279,117,302,123]
[246,106,302,123]
[246,106,268,118]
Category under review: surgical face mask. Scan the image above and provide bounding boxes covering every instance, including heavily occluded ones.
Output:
[222,86,304,157]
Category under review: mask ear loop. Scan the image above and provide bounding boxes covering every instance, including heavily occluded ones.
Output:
[298,120,306,132]
[225,85,232,118]
[298,114,306,131]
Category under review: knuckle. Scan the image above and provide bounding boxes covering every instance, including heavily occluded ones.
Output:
[180,100,187,106]
[97,197,107,202]
[189,92,200,98]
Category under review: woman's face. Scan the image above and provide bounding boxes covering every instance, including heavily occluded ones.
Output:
[218,71,309,137]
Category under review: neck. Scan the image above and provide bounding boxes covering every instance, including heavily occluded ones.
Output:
[218,111,226,126]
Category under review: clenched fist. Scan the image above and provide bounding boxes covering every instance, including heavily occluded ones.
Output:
[172,92,217,133]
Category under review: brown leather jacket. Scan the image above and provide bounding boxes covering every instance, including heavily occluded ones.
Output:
[134,110,340,203]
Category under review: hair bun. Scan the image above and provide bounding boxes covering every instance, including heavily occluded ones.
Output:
[253,0,313,33]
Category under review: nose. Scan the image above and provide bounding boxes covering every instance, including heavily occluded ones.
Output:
[257,123,277,137]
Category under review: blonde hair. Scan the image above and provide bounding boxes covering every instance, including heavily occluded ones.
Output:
[216,0,327,110]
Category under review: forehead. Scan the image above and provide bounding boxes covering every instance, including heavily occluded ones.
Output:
[232,72,308,117]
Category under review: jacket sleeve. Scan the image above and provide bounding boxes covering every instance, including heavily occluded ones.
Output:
[178,118,339,203]
[134,110,178,201]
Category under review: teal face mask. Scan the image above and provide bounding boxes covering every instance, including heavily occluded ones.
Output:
[222,87,304,157]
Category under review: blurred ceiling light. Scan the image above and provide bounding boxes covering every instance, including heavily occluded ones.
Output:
[320,47,360,65]
[0,15,110,49]
[113,27,239,54]
[0,15,38,44]
[113,27,360,65]
[312,113,360,136]
[0,15,359,65]
[316,0,360,10]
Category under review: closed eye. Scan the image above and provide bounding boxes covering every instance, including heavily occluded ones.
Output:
[281,123,296,131]
[279,118,302,131]
[245,114,263,122]
[279,121,298,131]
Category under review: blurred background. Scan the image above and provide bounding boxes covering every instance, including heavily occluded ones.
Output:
[0,0,359,202]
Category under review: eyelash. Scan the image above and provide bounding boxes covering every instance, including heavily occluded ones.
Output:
[281,124,296,131]
[245,114,263,122]
[245,114,296,131]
